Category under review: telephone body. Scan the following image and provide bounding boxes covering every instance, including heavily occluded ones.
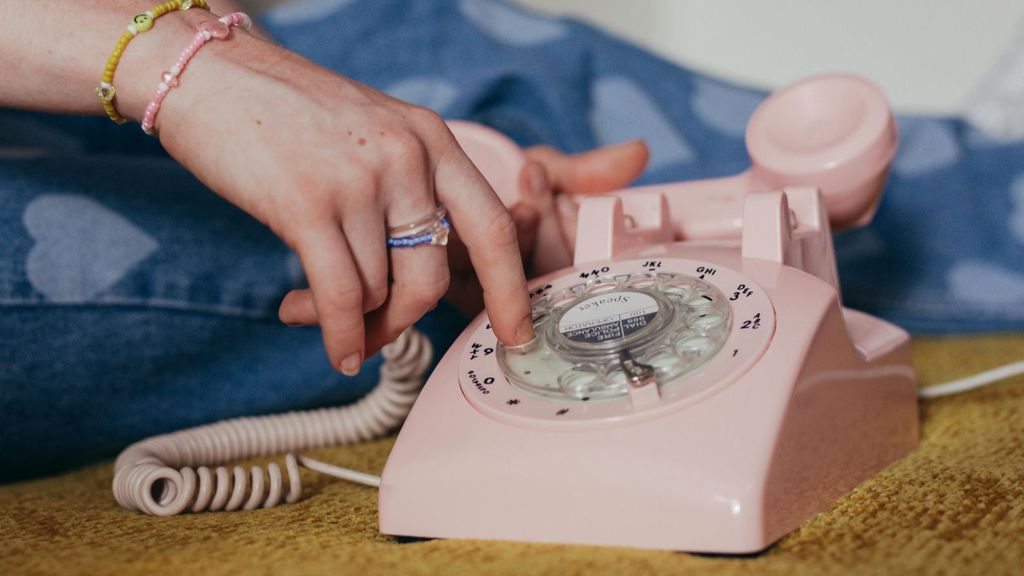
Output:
[378,75,919,553]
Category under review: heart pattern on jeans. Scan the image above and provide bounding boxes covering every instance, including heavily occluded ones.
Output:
[24,194,159,303]
[591,76,696,172]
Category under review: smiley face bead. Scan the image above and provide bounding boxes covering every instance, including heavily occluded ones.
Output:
[128,12,154,35]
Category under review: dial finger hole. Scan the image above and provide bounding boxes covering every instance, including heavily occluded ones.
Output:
[648,351,687,381]
[548,289,577,309]
[692,313,726,330]
[684,293,715,308]
[558,365,601,399]
[586,277,620,294]
[647,348,681,371]
[531,308,551,327]
[660,274,692,292]
[626,273,658,289]
[532,314,550,328]
[602,367,630,396]
[675,334,710,353]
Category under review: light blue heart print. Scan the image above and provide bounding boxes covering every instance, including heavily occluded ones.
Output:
[24,194,159,303]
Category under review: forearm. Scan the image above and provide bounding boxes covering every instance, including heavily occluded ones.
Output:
[0,0,247,118]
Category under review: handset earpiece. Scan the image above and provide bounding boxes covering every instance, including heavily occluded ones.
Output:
[746,75,897,229]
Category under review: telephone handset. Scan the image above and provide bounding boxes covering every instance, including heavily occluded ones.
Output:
[379,75,918,553]
[452,74,895,239]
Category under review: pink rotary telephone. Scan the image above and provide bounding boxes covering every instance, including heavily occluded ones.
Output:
[379,75,918,553]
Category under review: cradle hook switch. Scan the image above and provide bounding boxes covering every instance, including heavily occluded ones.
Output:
[741,190,793,265]
[573,193,673,266]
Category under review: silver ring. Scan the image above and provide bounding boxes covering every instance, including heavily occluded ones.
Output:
[387,206,450,248]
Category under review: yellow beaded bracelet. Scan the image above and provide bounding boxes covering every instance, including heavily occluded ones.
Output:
[96,0,211,124]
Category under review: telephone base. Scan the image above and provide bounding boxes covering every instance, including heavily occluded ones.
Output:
[379,245,918,553]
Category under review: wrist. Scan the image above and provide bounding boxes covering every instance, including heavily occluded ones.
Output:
[154,26,285,156]
[114,6,223,123]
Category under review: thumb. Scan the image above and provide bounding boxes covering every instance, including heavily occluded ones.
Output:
[525,140,649,195]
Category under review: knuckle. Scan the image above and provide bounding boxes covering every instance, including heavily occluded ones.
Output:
[330,281,365,312]
[398,271,450,310]
[421,272,450,301]
[409,107,454,149]
[364,283,389,311]
[325,310,365,352]
[383,130,427,170]
[310,273,364,318]
[409,106,446,132]
[486,209,520,252]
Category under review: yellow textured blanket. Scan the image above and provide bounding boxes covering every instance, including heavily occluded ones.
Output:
[2,334,1022,576]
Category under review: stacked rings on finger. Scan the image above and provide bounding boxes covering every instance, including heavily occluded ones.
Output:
[387,206,451,248]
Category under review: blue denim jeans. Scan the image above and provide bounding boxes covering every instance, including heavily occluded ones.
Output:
[0,140,467,482]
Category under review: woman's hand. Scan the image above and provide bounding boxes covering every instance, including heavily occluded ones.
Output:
[132,12,533,374]
[0,2,541,376]
[446,140,650,317]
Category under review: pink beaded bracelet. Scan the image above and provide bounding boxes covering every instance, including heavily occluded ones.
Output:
[140,11,252,135]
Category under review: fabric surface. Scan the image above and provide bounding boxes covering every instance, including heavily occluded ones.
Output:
[1,334,1022,575]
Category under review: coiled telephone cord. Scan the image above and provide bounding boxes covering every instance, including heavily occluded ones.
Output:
[112,328,432,516]
[112,320,1024,517]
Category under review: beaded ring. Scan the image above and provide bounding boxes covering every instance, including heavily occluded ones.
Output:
[97,0,210,124]
[388,218,451,248]
[387,206,451,248]
[140,12,252,135]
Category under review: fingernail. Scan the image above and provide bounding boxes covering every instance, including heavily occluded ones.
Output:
[516,316,536,344]
[340,353,362,376]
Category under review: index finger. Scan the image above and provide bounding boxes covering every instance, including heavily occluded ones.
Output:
[434,142,534,346]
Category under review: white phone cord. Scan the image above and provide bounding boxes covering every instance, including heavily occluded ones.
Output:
[112,328,432,516]
[917,359,1024,399]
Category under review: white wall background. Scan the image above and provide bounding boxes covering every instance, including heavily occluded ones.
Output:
[517,0,1024,115]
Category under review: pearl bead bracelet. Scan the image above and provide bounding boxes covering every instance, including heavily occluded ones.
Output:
[140,12,252,136]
